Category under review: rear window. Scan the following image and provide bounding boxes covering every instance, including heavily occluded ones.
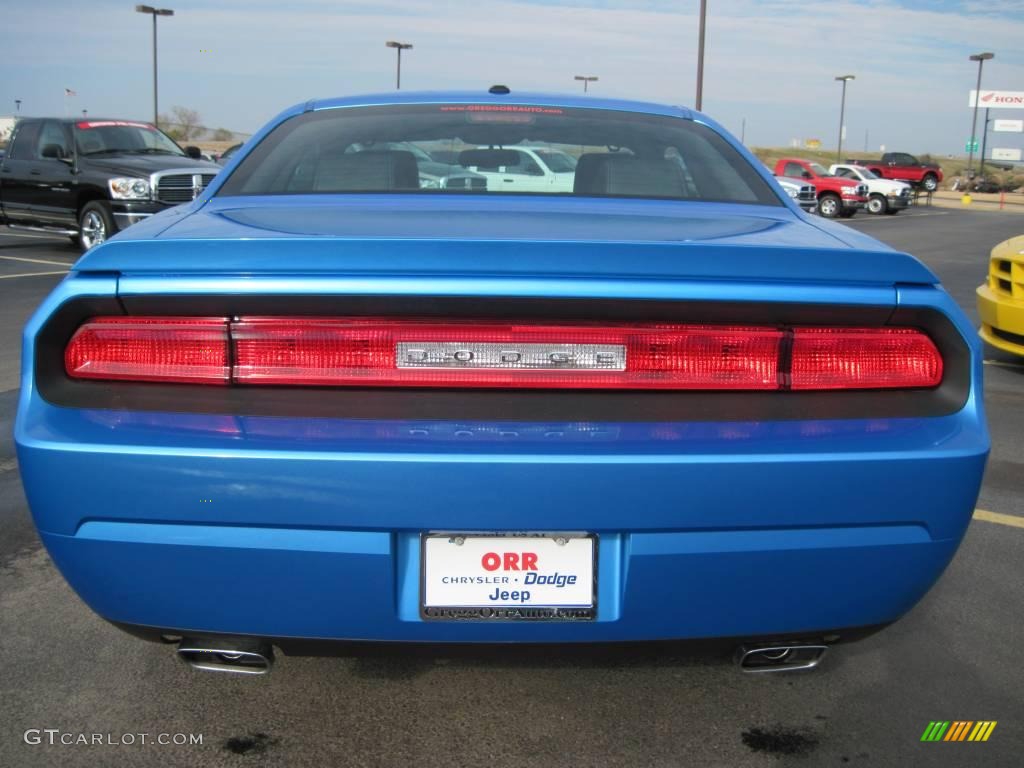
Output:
[218,104,782,205]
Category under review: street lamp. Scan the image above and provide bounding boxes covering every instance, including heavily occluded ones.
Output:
[82,109,88,118]
[385,41,413,90]
[834,75,855,162]
[695,0,707,110]
[14,99,21,113]
[574,75,598,93]
[136,5,174,127]
[967,52,995,177]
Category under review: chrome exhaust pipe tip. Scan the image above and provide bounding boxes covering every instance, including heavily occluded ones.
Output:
[736,644,827,673]
[176,639,274,675]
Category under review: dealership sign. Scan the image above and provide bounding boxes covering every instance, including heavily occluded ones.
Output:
[969,90,1024,109]
[993,119,1024,133]
[991,148,1022,162]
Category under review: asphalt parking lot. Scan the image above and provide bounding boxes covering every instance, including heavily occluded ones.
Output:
[0,207,1022,767]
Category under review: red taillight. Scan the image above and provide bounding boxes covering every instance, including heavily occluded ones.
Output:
[63,316,944,392]
[64,317,230,385]
[231,318,782,389]
[790,327,943,390]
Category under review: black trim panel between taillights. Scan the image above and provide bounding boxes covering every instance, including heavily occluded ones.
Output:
[34,295,971,422]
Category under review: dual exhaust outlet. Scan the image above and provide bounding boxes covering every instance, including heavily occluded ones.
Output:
[175,638,826,676]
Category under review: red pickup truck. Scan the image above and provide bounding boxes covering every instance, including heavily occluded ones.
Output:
[774,158,868,219]
[849,153,942,191]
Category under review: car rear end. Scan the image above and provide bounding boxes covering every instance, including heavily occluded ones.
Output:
[15,95,989,668]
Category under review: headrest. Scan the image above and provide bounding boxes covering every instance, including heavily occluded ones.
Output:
[573,153,686,198]
[458,148,521,169]
[315,150,419,192]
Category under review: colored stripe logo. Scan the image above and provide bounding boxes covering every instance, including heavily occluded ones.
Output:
[921,721,997,742]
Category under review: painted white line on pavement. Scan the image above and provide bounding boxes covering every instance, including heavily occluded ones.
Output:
[0,270,69,280]
[847,212,952,223]
[983,359,1024,369]
[0,231,67,241]
[0,459,17,474]
[0,254,77,267]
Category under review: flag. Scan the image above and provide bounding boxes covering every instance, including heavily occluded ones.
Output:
[64,88,76,97]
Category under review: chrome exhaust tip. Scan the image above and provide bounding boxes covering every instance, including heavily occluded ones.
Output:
[736,644,828,673]
[177,638,274,675]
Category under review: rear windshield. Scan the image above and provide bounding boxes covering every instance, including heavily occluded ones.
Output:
[218,104,782,205]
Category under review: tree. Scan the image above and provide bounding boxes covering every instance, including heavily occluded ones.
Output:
[211,127,234,142]
[158,106,204,142]
[157,114,183,141]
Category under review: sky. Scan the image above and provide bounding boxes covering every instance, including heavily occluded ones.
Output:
[2,0,1023,155]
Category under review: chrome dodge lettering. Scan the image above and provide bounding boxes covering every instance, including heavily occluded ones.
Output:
[396,342,626,370]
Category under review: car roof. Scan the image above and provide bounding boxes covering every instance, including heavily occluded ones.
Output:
[307,91,694,120]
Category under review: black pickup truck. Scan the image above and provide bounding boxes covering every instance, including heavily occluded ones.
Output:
[0,118,220,250]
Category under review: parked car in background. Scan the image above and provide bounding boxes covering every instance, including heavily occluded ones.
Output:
[461,145,577,193]
[216,142,243,165]
[848,153,943,192]
[774,175,817,212]
[977,234,1024,356]
[0,118,220,250]
[774,158,868,218]
[830,163,912,215]
[16,91,987,675]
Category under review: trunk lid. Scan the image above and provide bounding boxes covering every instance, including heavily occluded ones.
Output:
[74,196,938,285]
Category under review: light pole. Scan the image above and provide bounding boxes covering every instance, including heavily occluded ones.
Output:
[979,108,994,179]
[136,5,174,127]
[695,0,707,110]
[385,41,413,90]
[835,75,855,162]
[967,52,994,177]
[574,75,598,93]
[14,99,21,113]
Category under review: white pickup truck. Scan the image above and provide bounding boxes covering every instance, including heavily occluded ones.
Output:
[829,164,912,215]
[775,177,818,213]
[462,146,577,193]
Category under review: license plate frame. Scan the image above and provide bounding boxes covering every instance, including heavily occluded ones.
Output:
[420,533,597,621]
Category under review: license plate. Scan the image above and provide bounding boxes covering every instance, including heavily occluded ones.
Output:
[421,534,596,620]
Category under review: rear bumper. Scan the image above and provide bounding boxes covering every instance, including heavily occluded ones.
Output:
[19,404,988,642]
[36,515,967,643]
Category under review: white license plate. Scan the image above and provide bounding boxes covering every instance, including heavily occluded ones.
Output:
[421,534,596,620]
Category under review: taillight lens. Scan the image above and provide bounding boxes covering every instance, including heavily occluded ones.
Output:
[231,318,782,389]
[790,327,942,390]
[63,316,943,392]
[64,317,230,384]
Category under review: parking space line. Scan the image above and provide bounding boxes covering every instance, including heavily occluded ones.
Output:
[984,359,1024,369]
[0,270,69,280]
[847,212,951,223]
[0,231,67,241]
[974,509,1024,529]
[0,254,77,267]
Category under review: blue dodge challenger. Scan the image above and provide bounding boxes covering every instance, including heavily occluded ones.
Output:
[15,91,988,674]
